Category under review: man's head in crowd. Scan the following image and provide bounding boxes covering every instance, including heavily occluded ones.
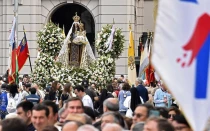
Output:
[132,122,144,131]
[133,103,154,124]
[23,74,29,83]
[101,112,125,129]
[168,106,181,122]
[62,121,83,131]
[82,79,89,89]
[42,100,58,125]
[41,125,59,131]
[25,83,31,92]
[172,115,192,131]
[66,97,84,113]
[77,125,99,131]
[74,85,85,98]
[30,87,37,94]
[0,118,27,131]
[102,123,123,131]
[120,75,124,80]
[16,101,34,125]
[91,83,96,90]
[58,108,68,123]
[143,117,174,131]
[103,98,119,112]
[31,104,49,131]
[19,77,23,82]
[135,77,143,86]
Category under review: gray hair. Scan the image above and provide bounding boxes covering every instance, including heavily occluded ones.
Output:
[81,113,93,125]
[101,112,120,124]
[136,77,143,84]
[132,122,145,131]
[77,125,99,131]
[103,123,124,131]
[58,108,65,117]
[103,99,119,112]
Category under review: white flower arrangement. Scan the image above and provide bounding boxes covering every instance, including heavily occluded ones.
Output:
[37,22,65,58]
[32,24,123,89]
[32,53,55,88]
[50,64,91,86]
[89,55,115,89]
[96,24,125,59]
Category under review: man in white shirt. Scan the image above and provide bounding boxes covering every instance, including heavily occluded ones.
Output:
[74,85,94,109]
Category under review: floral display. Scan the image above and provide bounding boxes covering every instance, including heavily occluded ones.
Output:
[33,23,125,89]
[51,64,90,86]
[31,53,55,88]
[96,24,125,59]
[89,55,115,88]
[37,22,65,58]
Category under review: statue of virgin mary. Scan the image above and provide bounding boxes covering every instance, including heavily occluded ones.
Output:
[57,13,95,68]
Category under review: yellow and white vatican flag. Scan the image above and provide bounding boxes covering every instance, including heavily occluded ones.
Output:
[127,24,136,85]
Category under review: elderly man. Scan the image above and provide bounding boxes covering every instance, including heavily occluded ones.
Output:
[62,121,83,131]
[102,123,123,131]
[135,78,149,103]
[93,98,119,130]
[103,98,119,113]
[101,112,125,129]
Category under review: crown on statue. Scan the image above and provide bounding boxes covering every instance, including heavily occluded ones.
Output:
[79,21,84,27]
[73,12,80,22]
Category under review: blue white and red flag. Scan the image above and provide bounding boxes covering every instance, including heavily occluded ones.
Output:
[152,0,210,131]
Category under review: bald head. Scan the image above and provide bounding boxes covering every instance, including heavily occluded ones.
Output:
[62,122,79,131]
[103,98,119,112]
[102,123,123,131]
[77,125,98,131]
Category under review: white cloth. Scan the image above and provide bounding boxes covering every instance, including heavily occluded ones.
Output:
[7,93,22,113]
[123,96,144,118]
[21,90,29,100]
[82,95,94,109]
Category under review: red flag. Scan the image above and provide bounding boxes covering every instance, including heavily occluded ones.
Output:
[17,30,29,71]
[8,42,17,84]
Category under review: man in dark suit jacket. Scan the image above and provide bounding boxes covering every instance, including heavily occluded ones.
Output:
[135,78,149,103]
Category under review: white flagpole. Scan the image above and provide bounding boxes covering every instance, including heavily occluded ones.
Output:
[14,0,18,48]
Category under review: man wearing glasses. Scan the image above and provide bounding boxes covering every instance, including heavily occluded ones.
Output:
[132,104,154,124]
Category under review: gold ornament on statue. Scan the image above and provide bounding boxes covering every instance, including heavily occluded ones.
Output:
[73,12,80,22]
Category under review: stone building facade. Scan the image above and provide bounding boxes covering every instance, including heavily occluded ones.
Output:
[0,0,154,76]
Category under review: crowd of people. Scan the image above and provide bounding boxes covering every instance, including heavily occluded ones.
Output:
[0,74,209,131]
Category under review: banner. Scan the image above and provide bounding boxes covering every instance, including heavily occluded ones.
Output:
[152,0,210,131]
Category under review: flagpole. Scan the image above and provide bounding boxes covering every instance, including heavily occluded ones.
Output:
[14,0,19,84]
[23,26,33,73]
[14,0,18,48]
[28,55,33,73]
